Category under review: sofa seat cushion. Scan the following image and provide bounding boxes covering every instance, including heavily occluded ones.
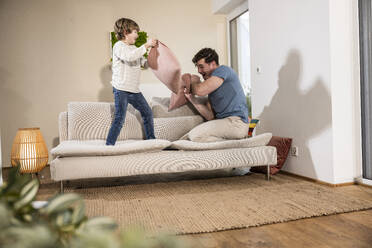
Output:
[51,139,171,157]
[170,133,272,151]
[50,146,277,181]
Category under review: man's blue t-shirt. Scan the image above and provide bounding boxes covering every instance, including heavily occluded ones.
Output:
[209,65,249,123]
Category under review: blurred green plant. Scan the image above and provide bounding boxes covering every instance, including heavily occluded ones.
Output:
[110,32,118,51]
[111,31,149,59]
[134,31,148,56]
[0,166,189,248]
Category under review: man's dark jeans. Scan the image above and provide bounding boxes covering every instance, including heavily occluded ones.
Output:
[106,88,155,145]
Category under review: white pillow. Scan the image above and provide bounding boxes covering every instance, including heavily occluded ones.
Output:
[170,133,273,150]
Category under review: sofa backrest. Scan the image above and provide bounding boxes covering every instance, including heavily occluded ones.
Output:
[67,102,144,141]
[151,97,199,117]
[59,111,68,142]
[58,99,204,143]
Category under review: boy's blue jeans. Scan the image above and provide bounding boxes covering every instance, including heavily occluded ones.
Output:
[106,88,155,145]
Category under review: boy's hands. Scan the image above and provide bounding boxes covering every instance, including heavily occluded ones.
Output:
[145,38,158,49]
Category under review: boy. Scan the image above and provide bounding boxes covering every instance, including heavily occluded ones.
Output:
[106,18,157,145]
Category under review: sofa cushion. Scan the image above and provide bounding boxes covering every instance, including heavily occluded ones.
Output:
[152,97,199,118]
[154,115,204,141]
[170,133,272,151]
[51,139,172,157]
[67,102,144,141]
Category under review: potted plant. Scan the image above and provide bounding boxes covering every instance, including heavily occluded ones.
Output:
[0,166,188,248]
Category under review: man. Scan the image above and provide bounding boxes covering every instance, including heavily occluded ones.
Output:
[183,48,250,142]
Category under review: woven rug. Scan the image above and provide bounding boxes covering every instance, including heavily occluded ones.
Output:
[38,173,372,235]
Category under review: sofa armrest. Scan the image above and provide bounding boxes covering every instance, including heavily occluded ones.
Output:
[59,111,68,142]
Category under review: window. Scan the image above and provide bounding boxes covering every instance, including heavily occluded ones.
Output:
[229,11,251,117]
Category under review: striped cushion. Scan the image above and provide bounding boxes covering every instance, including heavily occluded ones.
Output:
[248,119,259,137]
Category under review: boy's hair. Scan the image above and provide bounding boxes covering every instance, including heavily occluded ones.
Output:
[114,18,140,40]
[192,48,219,66]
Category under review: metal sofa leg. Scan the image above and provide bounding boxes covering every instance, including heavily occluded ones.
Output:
[60,180,64,193]
[267,165,270,181]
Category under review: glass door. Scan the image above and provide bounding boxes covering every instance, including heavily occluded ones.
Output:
[229,11,251,117]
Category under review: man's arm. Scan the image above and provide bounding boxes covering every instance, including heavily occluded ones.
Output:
[204,100,214,120]
[191,76,223,96]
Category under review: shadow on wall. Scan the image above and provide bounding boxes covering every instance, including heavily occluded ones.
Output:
[98,64,112,102]
[0,67,32,167]
[52,137,59,148]
[256,49,332,177]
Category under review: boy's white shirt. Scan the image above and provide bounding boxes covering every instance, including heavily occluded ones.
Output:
[111,41,147,93]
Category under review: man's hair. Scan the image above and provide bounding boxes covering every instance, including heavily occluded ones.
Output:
[192,48,219,66]
[114,18,140,40]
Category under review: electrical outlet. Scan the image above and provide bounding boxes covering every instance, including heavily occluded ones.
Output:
[290,146,298,157]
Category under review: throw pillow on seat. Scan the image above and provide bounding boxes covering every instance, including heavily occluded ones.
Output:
[248,119,259,137]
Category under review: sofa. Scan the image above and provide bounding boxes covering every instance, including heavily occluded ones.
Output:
[50,98,277,192]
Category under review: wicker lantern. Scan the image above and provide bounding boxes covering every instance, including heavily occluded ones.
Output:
[11,128,48,173]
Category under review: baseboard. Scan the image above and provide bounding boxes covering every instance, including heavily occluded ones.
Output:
[355,178,372,188]
[279,171,355,187]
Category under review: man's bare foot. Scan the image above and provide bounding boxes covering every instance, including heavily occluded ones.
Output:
[191,74,201,84]
[181,73,191,93]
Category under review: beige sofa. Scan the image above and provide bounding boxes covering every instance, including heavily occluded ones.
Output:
[50,98,277,192]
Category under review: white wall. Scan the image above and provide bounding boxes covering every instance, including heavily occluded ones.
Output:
[0,0,227,167]
[249,0,361,184]
[212,0,246,14]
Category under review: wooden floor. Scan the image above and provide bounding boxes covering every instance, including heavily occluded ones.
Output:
[2,167,372,248]
[183,209,372,248]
